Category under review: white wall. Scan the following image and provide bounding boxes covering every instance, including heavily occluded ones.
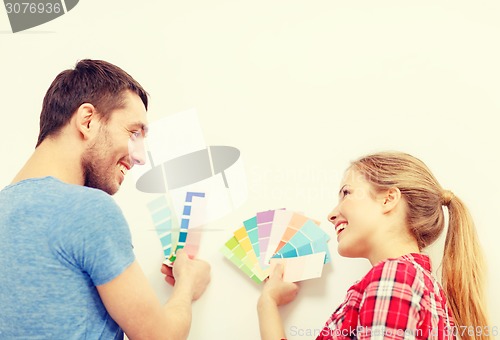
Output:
[1,1,499,339]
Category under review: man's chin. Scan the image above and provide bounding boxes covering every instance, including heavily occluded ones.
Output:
[84,181,120,196]
[106,182,121,196]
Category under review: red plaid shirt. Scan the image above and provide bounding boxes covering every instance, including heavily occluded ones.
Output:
[316,253,455,339]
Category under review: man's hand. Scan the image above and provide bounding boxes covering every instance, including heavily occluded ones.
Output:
[161,249,211,301]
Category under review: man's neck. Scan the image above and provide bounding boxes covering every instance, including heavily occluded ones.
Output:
[12,138,85,186]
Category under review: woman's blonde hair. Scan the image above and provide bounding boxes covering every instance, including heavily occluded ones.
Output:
[351,151,489,339]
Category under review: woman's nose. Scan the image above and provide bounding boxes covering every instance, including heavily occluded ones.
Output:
[327,206,339,224]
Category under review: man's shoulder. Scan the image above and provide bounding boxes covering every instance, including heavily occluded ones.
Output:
[6,176,111,199]
[3,176,119,215]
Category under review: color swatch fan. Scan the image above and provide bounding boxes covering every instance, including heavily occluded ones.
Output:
[221,209,331,283]
[147,191,207,266]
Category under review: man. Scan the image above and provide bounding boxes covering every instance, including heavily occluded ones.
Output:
[0,59,211,339]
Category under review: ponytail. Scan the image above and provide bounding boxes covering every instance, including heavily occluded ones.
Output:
[442,194,489,339]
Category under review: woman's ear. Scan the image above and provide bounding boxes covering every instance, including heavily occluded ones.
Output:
[74,103,99,140]
[381,187,402,213]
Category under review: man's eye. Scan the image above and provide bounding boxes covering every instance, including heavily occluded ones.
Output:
[130,131,141,139]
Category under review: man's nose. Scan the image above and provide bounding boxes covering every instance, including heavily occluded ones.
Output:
[129,137,146,166]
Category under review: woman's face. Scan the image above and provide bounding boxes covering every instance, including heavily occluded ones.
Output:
[327,169,386,259]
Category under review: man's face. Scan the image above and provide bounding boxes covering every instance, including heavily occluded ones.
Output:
[82,91,148,195]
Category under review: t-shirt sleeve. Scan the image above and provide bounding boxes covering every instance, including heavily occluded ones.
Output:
[50,190,135,286]
[357,260,422,339]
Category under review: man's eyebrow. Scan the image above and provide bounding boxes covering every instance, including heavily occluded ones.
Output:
[129,122,149,134]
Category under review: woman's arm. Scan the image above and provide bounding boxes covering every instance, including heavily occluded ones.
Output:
[258,263,300,340]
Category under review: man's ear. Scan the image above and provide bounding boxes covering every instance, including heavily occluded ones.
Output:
[74,103,99,140]
[381,187,402,214]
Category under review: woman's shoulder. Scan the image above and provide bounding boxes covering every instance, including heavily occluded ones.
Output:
[355,253,430,292]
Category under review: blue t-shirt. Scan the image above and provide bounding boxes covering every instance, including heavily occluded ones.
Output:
[0,177,135,339]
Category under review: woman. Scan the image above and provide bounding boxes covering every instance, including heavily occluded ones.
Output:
[258,152,489,339]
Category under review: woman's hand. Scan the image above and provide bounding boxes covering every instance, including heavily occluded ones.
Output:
[260,263,299,307]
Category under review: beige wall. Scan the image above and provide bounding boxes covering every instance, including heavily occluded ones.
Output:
[1,1,499,338]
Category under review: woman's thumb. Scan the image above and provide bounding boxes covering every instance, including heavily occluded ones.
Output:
[271,262,285,279]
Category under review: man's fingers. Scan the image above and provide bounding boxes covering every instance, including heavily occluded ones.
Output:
[161,264,173,276]
[175,248,194,260]
[160,261,176,286]
[164,274,175,286]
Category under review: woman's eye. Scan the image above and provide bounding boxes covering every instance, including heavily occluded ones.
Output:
[342,189,350,197]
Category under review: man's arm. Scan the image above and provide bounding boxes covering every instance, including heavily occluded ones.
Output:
[97,250,210,340]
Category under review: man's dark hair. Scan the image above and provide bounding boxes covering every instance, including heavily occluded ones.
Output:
[36,59,149,147]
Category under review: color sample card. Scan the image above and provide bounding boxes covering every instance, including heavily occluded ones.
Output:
[270,252,327,282]
[174,192,206,254]
[222,209,330,283]
[243,216,260,258]
[147,195,176,260]
[257,209,279,268]
[272,220,332,263]
[221,237,263,284]
[233,226,268,281]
